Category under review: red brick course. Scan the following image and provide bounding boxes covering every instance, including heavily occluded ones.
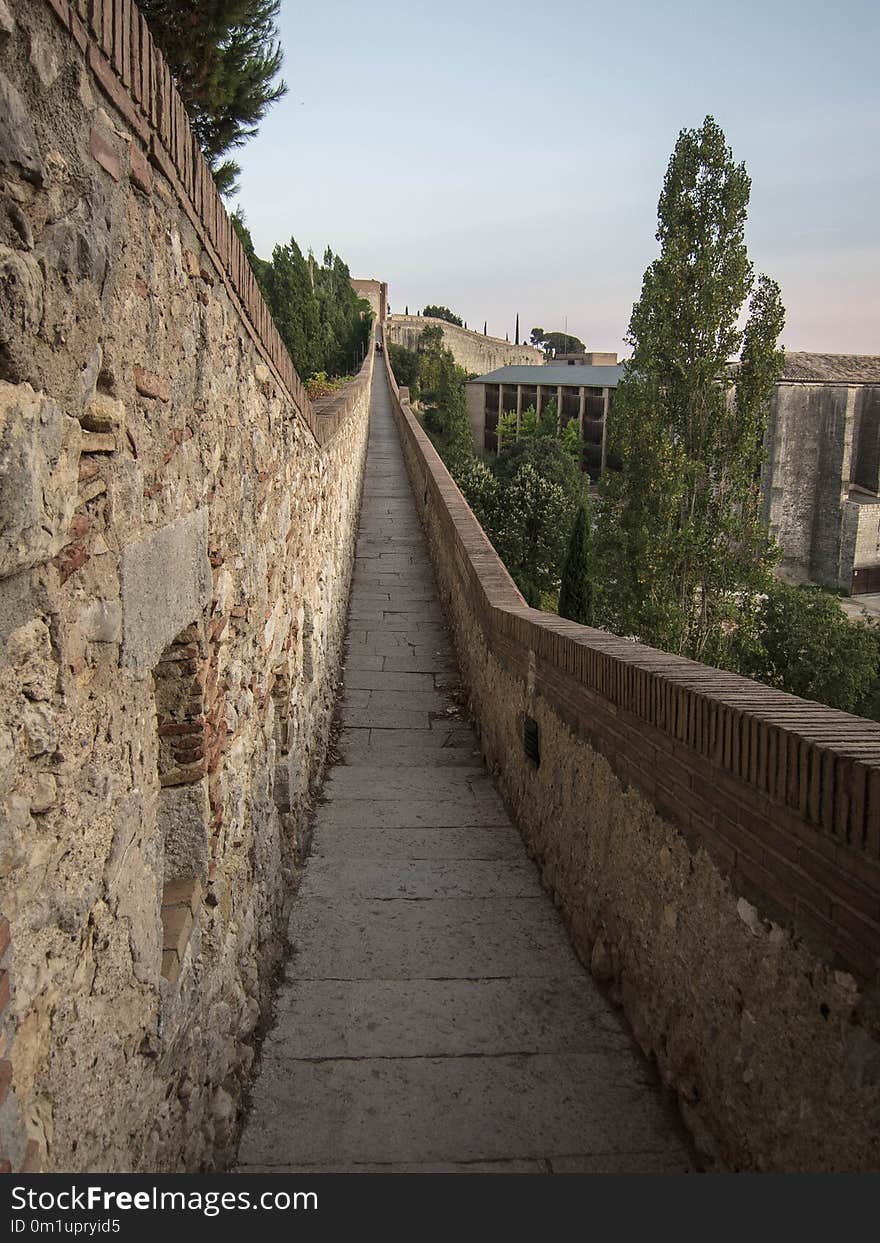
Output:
[89,126,120,180]
[133,366,169,402]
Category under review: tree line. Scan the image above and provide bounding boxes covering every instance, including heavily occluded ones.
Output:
[403,118,880,720]
[234,214,371,381]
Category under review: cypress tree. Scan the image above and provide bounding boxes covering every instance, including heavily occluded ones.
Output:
[515,313,520,345]
[558,502,593,625]
[483,321,487,336]
[261,237,319,378]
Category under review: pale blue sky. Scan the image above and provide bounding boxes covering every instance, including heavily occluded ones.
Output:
[234,0,879,356]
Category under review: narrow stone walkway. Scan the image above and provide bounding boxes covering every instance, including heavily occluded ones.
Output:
[236,364,693,1173]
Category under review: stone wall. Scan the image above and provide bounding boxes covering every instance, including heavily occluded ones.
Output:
[383,351,880,1171]
[0,0,371,1171]
[386,315,543,374]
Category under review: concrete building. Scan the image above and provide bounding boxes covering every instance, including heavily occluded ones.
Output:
[763,353,880,593]
[466,362,624,474]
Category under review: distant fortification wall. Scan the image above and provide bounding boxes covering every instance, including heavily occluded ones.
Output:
[0,0,370,1172]
[386,315,544,374]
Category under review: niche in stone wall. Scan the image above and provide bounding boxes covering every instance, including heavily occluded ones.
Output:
[151,621,210,984]
[271,601,315,822]
[301,599,315,685]
[852,388,880,495]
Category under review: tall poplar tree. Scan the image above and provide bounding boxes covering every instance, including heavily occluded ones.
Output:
[594,116,785,665]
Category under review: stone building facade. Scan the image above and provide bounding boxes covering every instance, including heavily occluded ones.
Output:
[762,353,880,593]
[0,0,370,1171]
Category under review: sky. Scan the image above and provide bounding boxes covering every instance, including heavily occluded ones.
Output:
[233,0,880,358]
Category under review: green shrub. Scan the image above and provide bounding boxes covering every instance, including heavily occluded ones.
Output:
[743,582,880,715]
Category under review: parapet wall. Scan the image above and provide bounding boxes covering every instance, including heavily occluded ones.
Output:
[386,315,544,374]
[0,0,371,1171]
[383,350,880,1171]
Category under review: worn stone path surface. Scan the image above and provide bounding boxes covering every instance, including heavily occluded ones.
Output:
[236,363,693,1173]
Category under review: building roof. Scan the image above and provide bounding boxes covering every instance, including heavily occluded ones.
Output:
[780,353,880,383]
[469,355,880,388]
[467,364,625,387]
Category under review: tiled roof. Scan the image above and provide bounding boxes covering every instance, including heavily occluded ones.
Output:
[781,353,880,383]
[468,364,624,386]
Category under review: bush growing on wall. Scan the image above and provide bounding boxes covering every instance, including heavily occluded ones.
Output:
[736,582,880,716]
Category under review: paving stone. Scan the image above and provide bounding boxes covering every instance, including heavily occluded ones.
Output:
[266,977,630,1057]
[238,1161,546,1173]
[340,706,433,730]
[380,610,446,629]
[311,825,525,861]
[549,1151,693,1173]
[342,670,436,692]
[336,727,476,752]
[341,651,384,672]
[350,634,451,658]
[324,766,505,801]
[340,689,448,715]
[238,1054,686,1167]
[338,730,482,760]
[384,591,442,606]
[314,797,509,829]
[383,652,458,673]
[347,606,386,622]
[299,857,544,900]
[286,896,584,980]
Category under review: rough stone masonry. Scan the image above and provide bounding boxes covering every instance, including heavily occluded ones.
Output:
[0,0,370,1171]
